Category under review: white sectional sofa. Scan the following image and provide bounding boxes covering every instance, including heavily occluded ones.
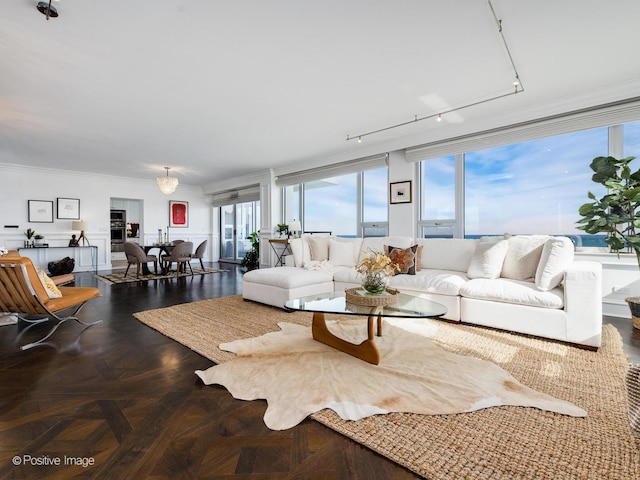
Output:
[242,234,603,348]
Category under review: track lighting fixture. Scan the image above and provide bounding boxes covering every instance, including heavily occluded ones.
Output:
[37,0,59,20]
[346,0,524,143]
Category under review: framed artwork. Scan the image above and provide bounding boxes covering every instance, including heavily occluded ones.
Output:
[56,197,80,219]
[169,200,189,227]
[28,200,54,223]
[389,181,412,204]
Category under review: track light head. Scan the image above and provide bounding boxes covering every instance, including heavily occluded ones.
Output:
[37,1,58,20]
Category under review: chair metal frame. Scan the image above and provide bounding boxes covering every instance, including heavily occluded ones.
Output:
[0,261,101,350]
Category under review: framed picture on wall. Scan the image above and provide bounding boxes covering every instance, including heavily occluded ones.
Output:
[56,197,80,219]
[169,200,189,227]
[28,200,54,223]
[389,181,412,204]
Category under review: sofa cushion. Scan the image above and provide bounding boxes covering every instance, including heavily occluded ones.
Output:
[460,278,564,309]
[501,235,549,281]
[243,266,333,288]
[467,239,509,279]
[385,244,419,275]
[535,236,575,291]
[389,269,469,296]
[331,266,361,285]
[416,238,477,272]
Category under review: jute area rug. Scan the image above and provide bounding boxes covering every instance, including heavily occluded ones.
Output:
[133,295,640,479]
[95,266,226,284]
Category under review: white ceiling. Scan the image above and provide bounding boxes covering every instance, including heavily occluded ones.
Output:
[1,0,639,190]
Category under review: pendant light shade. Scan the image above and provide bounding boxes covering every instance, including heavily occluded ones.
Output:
[157,167,179,195]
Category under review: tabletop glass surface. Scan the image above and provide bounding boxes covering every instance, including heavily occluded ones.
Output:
[285,291,447,318]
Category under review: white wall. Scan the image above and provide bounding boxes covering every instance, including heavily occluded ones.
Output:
[387,150,417,238]
[0,164,215,271]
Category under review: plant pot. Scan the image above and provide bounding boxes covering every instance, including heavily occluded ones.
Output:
[625,297,640,329]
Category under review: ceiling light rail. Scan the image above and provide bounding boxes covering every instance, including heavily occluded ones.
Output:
[346,0,524,143]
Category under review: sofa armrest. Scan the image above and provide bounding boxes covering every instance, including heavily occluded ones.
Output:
[563,261,602,347]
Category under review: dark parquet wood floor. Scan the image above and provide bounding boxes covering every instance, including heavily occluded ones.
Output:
[1,262,639,479]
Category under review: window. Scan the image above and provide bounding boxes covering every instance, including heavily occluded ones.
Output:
[219,201,260,262]
[362,167,388,237]
[624,120,640,157]
[283,184,301,227]
[282,167,389,238]
[303,174,358,237]
[464,128,608,244]
[421,155,456,221]
[419,155,456,238]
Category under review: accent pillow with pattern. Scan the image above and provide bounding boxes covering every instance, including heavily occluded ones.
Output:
[385,244,421,275]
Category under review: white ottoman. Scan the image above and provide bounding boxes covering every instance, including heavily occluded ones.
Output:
[242,267,334,309]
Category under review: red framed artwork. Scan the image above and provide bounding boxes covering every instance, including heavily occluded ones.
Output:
[169,200,189,227]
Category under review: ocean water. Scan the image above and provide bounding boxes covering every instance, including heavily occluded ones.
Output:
[337,233,608,247]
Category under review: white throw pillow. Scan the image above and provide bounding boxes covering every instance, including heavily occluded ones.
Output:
[535,237,575,291]
[329,239,356,267]
[289,237,311,267]
[467,239,509,279]
[501,235,549,281]
[306,236,332,261]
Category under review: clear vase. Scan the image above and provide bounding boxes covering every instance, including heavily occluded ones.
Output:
[362,272,389,295]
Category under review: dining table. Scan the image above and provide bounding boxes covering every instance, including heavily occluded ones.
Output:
[141,243,175,275]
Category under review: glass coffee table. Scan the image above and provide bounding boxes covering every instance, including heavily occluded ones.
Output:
[285,291,447,365]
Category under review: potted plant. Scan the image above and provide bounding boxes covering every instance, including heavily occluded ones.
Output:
[577,155,640,327]
[24,228,35,247]
[275,223,288,238]
[34,234,45,246]
[240,231,260,271]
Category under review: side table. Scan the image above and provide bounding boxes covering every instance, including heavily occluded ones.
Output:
[268,238,291,266]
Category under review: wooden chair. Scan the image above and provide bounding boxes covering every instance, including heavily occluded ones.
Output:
[161,241,193,276]
[191,240,208,269]
[0,256,101,350]
[124,242,157,278]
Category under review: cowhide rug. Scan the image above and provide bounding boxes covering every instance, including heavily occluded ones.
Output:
[195,319,586,430]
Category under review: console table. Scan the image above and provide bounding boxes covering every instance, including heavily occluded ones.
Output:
[18,246,98,274]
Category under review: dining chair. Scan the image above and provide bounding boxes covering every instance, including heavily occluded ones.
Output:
[124,242,158,278]
[0,256,101,350]
[192,240,208,269]
[161,241,193,276]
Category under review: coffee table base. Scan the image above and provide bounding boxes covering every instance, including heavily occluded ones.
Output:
[312,311,383,365]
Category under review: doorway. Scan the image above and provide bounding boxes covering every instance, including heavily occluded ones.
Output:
[110,198,144,260]
[220,201,260,263]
